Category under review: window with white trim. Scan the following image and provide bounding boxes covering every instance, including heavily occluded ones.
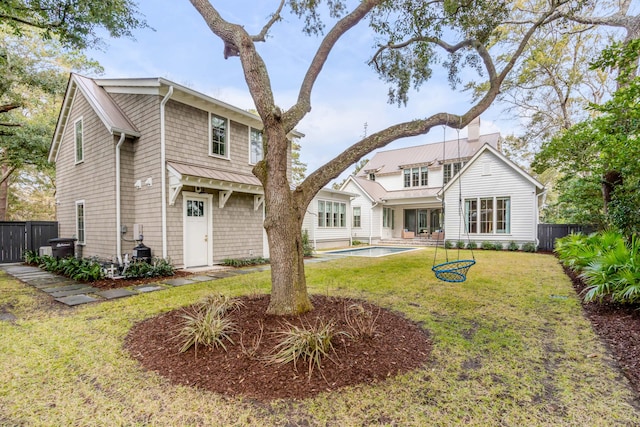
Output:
[443,162,463,184]
[210,113,228,157]
[76,201,85,244]
[403,166,429,188]
[74,118,83,163]
[465,196,511,235]
[250,128,263,164]
[383,207,394,228]
[353,207,361,228]
[317,200,346,227]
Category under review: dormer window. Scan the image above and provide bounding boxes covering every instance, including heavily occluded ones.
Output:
[368,173,375,181]
[403,166,429,188]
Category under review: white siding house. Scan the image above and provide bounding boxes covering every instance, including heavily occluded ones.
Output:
[303,188,358,249]
[443,144,544,247]
[333,117,544,248]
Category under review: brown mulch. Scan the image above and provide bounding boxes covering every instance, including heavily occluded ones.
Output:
[125,295,432,400]
[565,266,640,394]
[90,270,194,290]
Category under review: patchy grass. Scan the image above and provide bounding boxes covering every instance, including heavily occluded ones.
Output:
[1,250,639,426]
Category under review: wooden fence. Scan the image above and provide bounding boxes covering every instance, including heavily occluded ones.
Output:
[537,224,596,252]
[0,221,58,263]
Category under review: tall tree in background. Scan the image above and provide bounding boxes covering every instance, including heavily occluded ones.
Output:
[0,28,102,219]
[0,0,147,219]
[188,0,568,315]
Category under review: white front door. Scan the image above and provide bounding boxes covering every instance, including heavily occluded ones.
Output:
[184,194,210,267]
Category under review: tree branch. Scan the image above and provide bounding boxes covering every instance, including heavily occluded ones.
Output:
[250,0,285,42]
[296,2,565,208]
[283,0,382,131]
[0,104,21,114]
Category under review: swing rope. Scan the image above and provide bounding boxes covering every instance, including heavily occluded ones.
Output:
[432,117,476,283]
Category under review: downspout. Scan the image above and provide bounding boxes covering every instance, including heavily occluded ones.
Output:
[115,133,126,264]
[160,86,173,259]
[370,202,378,245]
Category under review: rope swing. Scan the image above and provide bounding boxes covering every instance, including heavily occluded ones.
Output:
[432,118,476,283]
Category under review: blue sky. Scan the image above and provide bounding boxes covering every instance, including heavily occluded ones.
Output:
[85,0,517,181]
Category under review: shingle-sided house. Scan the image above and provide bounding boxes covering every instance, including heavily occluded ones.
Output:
[340,118,545,248]
[49,74,296,268]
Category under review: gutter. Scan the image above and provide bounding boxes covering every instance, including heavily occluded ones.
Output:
[115,133,126,264]
[370,202,379,245]
[160,86,174,259]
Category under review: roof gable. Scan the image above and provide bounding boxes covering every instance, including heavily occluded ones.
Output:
[442,143,544,193]
[48,74,140,162]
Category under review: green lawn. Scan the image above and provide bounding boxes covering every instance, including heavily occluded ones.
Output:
[1,249,639,426]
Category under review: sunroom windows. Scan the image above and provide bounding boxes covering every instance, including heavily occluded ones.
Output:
[464,196,511,234]
[317,200,346,227]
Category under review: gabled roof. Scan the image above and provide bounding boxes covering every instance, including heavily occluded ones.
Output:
[357,133,500,176]
[49,73,140,162]
[341,176,389,203]
[49,74,305,163]
[442,143,544,193]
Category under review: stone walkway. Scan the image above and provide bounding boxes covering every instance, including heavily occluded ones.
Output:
[0,258,333,307]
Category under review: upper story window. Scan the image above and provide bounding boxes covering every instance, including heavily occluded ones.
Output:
[210,114,228,158]
[250,128,263,164]
[74,118,83,163]
[443,162,463,184]
[368,173,375,181]
[403,166,429,188]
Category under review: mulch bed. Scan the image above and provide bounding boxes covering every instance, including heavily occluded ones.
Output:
[89,270,194,290]
[125,295,432,400]
[565,266,640,394]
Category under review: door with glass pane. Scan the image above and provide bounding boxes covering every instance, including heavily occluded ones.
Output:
[184,196,209,267]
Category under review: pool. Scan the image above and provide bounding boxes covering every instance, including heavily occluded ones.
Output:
[323,246,419,257]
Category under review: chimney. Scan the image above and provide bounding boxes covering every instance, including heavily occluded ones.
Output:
[467,116,480,142]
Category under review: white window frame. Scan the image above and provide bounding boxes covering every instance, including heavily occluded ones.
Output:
[249,127,263,165]
[353,206,361,228]
[317,200,346,228]
[75,200,85,245]
[74,117,84,164]
[465,196,511,235]
[209,113,229,159]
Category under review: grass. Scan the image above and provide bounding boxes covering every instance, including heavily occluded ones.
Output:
[1,249,639,425]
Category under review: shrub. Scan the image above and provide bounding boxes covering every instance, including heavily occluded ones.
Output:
[197,294,244,317]
[456,240,465,249]
[351,240,364,246]
[507,241,520,251]
[36,255,104,281]
[221,257,270,267]
[444,240,454,249]
[302,229,314,257]
[178,304,238,356]
[521,242,537,253]
[481,241,495,250]
[23,250,39,265]
[466,241,478,250]
[344,302,380,339]
[269,320,341,380]
[123,257,174,279]
[493,242,504,251]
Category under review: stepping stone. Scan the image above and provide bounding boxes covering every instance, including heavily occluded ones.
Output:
[207,272,235,279]
[95,289,137,299]
[163,278,195,287]
[132,284,165,293]
[42,284,90,293]
[187,275,214,283]
[55,295,100,306]
[31,281,76,289]
[0,311,17,322]
[50,287,98,298]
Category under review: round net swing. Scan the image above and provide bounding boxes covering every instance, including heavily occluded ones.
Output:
[431,121,476,283]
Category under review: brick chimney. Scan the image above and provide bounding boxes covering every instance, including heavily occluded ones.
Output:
[467,116,480,142]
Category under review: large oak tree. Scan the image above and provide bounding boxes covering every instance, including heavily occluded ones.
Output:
[188,0,570,315]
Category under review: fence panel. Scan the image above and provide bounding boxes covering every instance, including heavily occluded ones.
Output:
[0,221,58,263]
[537,224,596,252]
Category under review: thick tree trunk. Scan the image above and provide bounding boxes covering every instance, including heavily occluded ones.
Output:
[257,126,313,316]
